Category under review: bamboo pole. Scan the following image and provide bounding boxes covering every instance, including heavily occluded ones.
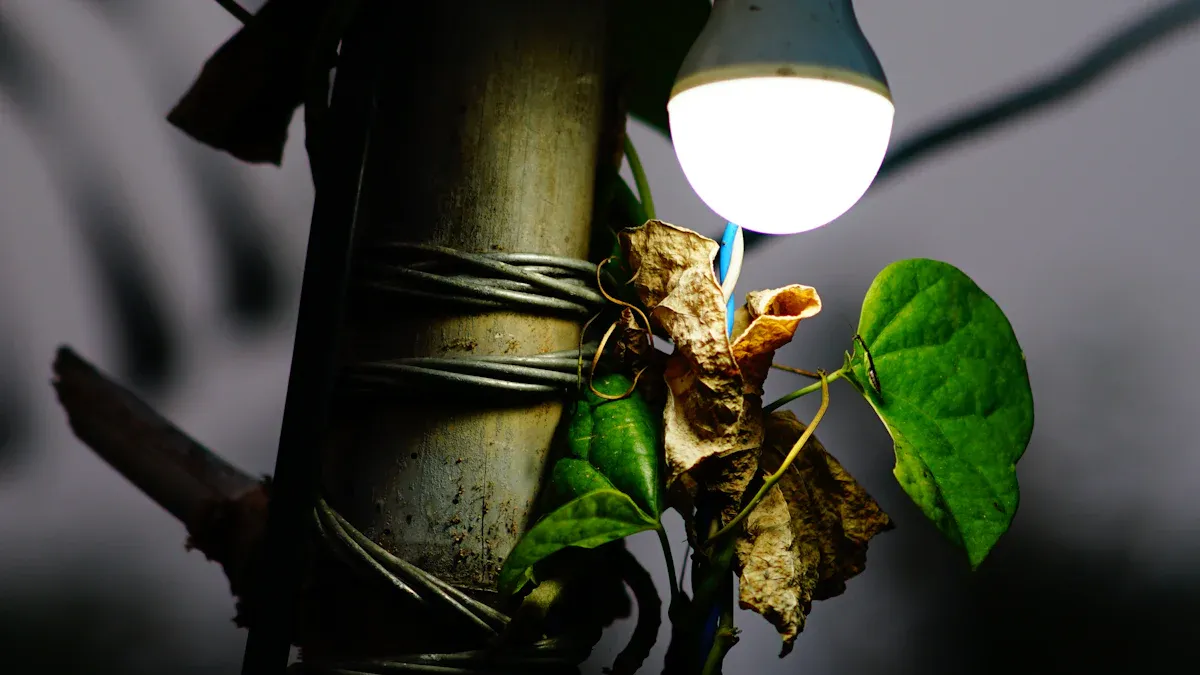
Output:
[320,0,610,594]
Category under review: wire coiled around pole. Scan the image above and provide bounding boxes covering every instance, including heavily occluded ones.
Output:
[356,243,607,316]
[340,243,611,396]
[289,499,590,674]
[297,244,614,673]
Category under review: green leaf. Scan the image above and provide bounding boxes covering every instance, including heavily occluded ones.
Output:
[569,374,664,517]
[846,259,1034,568]
[549,457,617,505]
[612,0,710,138]
[506,376,663,596]
[498,490,659,596]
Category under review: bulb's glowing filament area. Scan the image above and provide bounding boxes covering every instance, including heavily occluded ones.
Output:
[670,77,894,235]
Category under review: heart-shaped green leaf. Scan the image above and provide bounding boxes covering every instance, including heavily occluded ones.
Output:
[568,374,664,517]
[498,489,659,596]
[612,0,710,138]
[549,457,618,505]
[846,259,1034,568]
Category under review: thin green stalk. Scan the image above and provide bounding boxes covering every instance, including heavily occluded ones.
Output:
[677,542,690,593]
[657,525,680,602]
[624,136,656,221]
[763,366,844,414]
[712,373,831,544]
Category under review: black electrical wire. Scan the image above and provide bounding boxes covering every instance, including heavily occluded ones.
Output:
[745,0,1200,252]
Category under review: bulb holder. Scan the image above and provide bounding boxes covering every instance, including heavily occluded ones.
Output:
[673,0,889,101]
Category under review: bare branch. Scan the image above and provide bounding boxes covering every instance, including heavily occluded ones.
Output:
[52,345,269,624]
[52,346,261,522]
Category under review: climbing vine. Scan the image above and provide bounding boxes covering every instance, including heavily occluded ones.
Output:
[80,1,1045,673]
[498,134,1034,672]
[480,4,1039,670]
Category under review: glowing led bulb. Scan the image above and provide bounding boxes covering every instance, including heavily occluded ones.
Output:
[668,0,894,235]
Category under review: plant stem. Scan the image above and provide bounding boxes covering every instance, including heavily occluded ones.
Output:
[712,373,831,543]
[214,0,253,24]
[657,525,681,602]
[677,542,690,592]
[699,579,736,675]
[624,136,656,221]
[763,366,843,414]
[770,363,822,379]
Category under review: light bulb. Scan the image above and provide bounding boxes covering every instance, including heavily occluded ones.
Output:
[668,0,894,235]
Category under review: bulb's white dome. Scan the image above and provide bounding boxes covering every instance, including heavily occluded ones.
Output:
[668,76,894,235]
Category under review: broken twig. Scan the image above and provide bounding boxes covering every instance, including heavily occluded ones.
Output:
[51,346,269,624]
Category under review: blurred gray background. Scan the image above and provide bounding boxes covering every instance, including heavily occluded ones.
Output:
[1,0,1198,673]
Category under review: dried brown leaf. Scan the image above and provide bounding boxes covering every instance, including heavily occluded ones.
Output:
[763,410,894,599]
[736,410,894,655]
[678,419,766,528]
[612,307,652,368]
[618,221,829,540]
[735,484,805,652]
[621,220,720,310]
[620,222,747,489]
[659,351,761,521]
[732,286,822,393]
[167,0,330,164]
[618,221,822,524]
[650,255,742,436]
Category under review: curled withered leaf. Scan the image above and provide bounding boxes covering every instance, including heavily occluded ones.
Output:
[167,0,330,164]
[693,438,763,527]
[697,287,820,522]
[659,353,760,521]
[620,221,746,486]
[648,253,742,434]
[735,484,805,654]
[645,303,753,523]
[737,410,894,656]
[732,286,822,394]
[608,307,669,406]
[622,220,719,310]
[612,307,653,369]
[763,411,895,599]
[618,221,823,525]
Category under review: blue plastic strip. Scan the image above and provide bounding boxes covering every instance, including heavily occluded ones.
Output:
[698,221,741,657]
[719,223,738,335]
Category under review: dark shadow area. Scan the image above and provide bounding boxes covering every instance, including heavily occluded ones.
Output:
[885,533,1200,675]
[0,575,240,675]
